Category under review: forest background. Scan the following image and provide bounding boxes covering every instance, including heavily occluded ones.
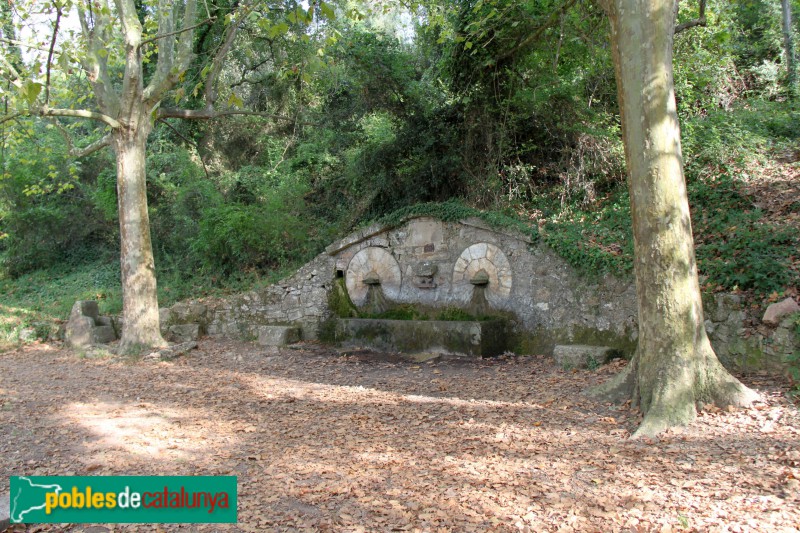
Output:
[1,0,798,351]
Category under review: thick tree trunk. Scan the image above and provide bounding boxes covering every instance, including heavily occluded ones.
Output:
[595,0,758,437]
[782,0,797,97]
[112,119,167,354]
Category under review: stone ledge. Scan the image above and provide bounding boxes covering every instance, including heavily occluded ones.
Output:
[257,326,301,347]
[553,345,617,369]
[325,223,390,255]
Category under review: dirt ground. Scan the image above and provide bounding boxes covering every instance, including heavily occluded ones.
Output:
[1,339,799,532]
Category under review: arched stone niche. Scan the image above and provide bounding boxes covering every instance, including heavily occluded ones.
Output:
[345,247,402,307]
[452,243,513,306]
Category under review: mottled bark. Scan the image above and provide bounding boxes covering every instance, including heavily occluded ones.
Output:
[782,0,797,97]
[593,0,758,437]
[112,111,167,353]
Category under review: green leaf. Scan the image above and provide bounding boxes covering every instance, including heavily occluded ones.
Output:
[320,2,336,21]
[20,81,43,106]
[269,22,289,39]
[227,93,244,108]
[57,52,70,71]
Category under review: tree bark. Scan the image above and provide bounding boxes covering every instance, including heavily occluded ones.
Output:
[112,109,168,354]
[782,0,797,98]
[594,0,758,437]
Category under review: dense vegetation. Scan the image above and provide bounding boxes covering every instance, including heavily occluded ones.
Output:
[1,0,798,348]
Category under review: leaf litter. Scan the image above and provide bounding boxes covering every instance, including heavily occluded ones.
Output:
[0,340,798,532]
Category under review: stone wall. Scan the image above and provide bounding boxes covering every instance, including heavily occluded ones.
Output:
[168,215,797,371]
[203,252,336,341]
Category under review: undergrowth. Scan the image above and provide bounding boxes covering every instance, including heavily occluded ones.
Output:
[0,258,298,351]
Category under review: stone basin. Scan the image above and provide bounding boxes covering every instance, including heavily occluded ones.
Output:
[335,318,508,358]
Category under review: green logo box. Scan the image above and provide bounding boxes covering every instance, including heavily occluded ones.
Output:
[9,476,237,524]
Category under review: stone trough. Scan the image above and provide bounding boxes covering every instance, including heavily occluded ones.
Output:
[335,318,508,358]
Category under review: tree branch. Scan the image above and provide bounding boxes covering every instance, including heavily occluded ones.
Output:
[144,0,199,107]
[49,120,112,158]
[40,106,121,129]
[45,2,62,106]
[0,112,22,125]
[70,135,112,158]
[0,37,51,54]
[205,3,252,107]
[675,0,707,34]
[495,0,580,63]
[0,55,23,88]
[115,0,145,115]
[140,16,214,48]
[77,3,120,115]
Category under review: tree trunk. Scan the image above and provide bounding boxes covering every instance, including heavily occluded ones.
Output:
[594,0,758,437]
[112,117,167,354]
[782,0,797,98]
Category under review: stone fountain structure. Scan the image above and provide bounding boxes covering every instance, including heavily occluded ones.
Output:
[155,215,796,368]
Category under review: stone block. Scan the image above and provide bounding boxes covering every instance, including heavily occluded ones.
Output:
[70,300,99,321]
[1,492,9,531]
[553,345,616,369]
[92,325,117,345]
[167,324,201,343]
[763,298,799,326]
[257,326,301,346]
[159,307,174,327]
[96,316,114,327]
[65,316,96,349]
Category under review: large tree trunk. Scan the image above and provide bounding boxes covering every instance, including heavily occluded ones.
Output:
[112,117,167,354]
[595,0,758,437]
[782,0,797,98]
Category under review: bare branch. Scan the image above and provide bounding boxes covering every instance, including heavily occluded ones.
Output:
[40,106,121,129]
[45,2,62,106]
[675,0,707,34]
[140,16,214,48]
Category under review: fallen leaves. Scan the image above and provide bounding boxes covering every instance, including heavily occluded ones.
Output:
[0,340,799,532]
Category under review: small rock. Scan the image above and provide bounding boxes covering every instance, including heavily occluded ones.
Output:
[763,297,799,326]
[145,341,198,361]
[19,328,37,342]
